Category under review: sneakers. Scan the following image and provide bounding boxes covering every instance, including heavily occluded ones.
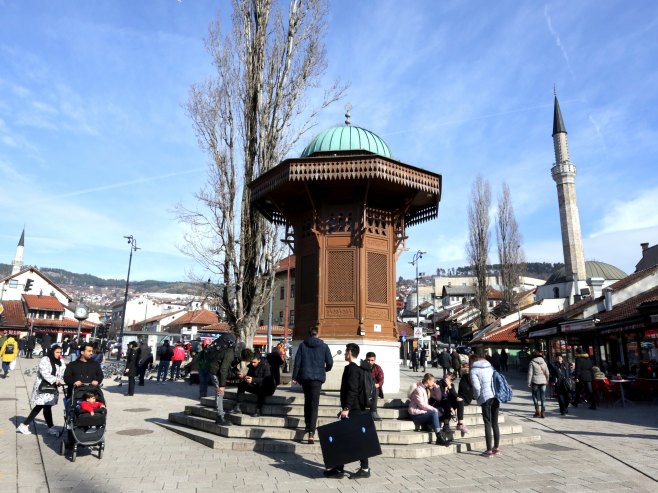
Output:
[232,404,243,414]
[492,447,501,456]
[16,423,31,435]
[482,450,494,458]
[252,409,261,418]
[323,467,345,479]
[47,427,59,436]
[350,468,371,479]
[456,423,470,437]
[215,415,232,427]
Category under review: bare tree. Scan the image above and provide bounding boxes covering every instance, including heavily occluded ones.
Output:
[466,175,491,329]
[176,0,345,346]
[496,182,525,311]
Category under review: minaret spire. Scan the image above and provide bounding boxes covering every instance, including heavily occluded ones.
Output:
[11,227,25,275]
[550,95,586,297]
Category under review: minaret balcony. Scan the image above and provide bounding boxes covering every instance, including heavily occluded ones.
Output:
[551,161,577,179]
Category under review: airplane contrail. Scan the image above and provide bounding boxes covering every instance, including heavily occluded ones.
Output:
[35,166,206,202]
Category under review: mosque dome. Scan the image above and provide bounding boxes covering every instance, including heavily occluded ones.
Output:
[300,125,392,159]
[544,261,627,285]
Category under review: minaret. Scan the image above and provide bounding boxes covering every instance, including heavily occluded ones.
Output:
[551,95,587,290]
[11,228,25,275]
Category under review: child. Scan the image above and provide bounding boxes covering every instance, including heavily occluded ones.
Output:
[79,391,106,416]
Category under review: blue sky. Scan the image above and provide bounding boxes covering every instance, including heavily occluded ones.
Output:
[1,1,657,282]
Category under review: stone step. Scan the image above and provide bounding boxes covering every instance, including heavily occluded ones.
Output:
[160,416,541,458]
[171,412,522,445]
[200,396,483,418]
[186,404,505,429]
[219,390,409,408]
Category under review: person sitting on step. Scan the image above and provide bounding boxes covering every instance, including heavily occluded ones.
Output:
[232,352,276,417]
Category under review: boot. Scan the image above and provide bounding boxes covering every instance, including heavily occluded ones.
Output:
[215,414,232,426]
[540,408,545,418]
[533,406,540,418]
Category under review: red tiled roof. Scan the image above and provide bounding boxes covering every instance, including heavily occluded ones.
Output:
[23,294,64,311]
[482,321,522,343]
[607,265,658,291]
[597,285,658,324]
[275,255,295,274]
[30,318,96,329]
[487,288,504,299]
[0,301,28,328]
[170,309,220,327]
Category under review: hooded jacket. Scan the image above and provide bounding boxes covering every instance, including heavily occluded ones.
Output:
[292,336,333,383]
[528,356,550,385]
[408,382,440,416]
[470,358,495,405]
[0,337,18,363]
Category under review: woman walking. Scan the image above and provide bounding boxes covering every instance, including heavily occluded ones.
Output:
[528,350,550,418]
[17,344,66,435]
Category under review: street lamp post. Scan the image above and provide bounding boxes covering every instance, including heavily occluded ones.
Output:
[118,235,139,360]
[409,250,426,355]
[74,300,89,342]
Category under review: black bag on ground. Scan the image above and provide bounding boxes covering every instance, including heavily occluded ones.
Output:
[437,430,454,446]
[317,412,382,470]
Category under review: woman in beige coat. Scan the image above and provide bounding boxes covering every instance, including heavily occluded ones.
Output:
[528,350,550,418]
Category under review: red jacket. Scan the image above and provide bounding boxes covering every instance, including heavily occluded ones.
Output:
[371,363,385,398]
[172,345,186,362]
[80,401,104,413]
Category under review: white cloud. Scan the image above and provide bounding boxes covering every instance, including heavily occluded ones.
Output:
[593,187,658,236]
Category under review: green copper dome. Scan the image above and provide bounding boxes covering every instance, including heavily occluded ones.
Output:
[300,125,392,158]
[545,261,627,285]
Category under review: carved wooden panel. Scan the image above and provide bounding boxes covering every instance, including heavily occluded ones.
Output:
[327,250,354,303]
[366,307,389,320]
[367,251,388,304]
[326,306,356,318]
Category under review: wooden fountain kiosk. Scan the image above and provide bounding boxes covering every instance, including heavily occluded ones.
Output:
[249,121,442,392]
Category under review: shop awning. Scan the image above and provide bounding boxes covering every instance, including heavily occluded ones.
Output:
[528,327,558,338]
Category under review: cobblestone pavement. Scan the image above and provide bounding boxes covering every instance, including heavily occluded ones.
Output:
[2,356,657,492]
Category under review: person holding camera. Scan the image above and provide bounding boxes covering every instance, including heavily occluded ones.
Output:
[233,352,276,418]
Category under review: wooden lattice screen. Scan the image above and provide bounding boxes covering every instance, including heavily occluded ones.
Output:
[327,250,354,303]
[367,251,388,304]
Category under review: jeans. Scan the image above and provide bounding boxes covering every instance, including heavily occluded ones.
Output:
[410,410,440,431]
[1,362,10,377]
[557,391,570,414]
[531,384,547,410]
[157,360,170,381]
[24,405,54,428]
[301,380,323,433]
[435,396,464,422]
[170,361,182,380]
[237,381,275,410]
[442,366,450,378]
[199,369,210,398]
[70,352,78,363]
[481,398,500,451]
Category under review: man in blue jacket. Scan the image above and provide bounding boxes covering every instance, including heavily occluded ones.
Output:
[292,326,333,444]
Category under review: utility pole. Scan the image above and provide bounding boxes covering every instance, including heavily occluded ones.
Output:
[118,235,139,360]
[410,250,426,355]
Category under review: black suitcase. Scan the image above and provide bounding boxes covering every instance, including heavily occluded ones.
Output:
[317,412,382,470]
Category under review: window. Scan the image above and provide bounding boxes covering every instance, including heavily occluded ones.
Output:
[291,284,295,298]
[280,286,285,300]
[289,310,295,326]
[279,311,283,324]
[9,280,18,288]
[553,287,560,298]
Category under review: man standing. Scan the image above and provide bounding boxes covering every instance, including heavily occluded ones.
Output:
[410,348,419,372]
[233,352,276,417]
[41,333,52,357]
[63,343,104,397]
[156,340,173,384]
[26,334,36,359]
[419,347,427,373]
[292,327,333,444]
[324,343,371,480]
[170,341,186,381]
[136,342,153,386]
[451,349,462,376]
[470,348,500,458]
[208,334,235,426]
[439,348,452,378]
[574,348,596,410]
[365,352,384,421]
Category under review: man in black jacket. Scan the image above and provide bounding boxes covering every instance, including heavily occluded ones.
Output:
[292,327,333,444]
[324,343,371,480]
[574,348,596,409]
[208,334,235,426]
[233,352,276,417]
[63,343,104,399]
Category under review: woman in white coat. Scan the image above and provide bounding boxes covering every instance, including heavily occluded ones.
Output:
[17,344,66,435]
[528,350,550,418]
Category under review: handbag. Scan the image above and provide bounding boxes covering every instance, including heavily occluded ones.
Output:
[437,430,454,446]
[38,380,58,394]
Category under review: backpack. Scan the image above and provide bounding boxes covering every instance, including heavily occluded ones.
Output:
[5,343,15,355]
[492,370,513,403]
[457,375,473,406]
[359,366,377,410]
[205,332,237,361]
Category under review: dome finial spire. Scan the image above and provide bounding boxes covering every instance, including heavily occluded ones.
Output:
[344,103,352,126]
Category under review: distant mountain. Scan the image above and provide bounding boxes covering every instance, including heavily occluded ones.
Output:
[0,263,201,294]
[435,262,563,281]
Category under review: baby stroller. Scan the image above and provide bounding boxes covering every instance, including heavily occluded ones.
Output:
[59,384,106,462]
